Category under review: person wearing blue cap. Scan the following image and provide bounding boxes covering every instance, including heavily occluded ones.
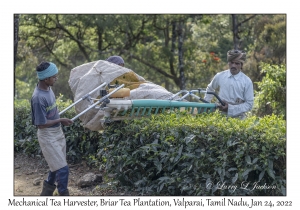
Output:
[31,61,73,196]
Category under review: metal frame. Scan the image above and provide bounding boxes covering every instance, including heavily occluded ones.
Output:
[168,89,225,106]
[59,82,223,122]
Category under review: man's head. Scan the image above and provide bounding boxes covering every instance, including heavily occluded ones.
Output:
[106,55,125,67]
[36,61,58,86]
[227,50,246,75]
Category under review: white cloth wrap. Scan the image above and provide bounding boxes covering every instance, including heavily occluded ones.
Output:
[69,60,177,131]
[37,126,67,172]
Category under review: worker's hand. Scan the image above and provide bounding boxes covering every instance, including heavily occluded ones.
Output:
[218,100,228,112]
[61,118,74,126]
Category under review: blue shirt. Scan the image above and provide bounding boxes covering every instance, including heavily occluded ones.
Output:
[31,85,60,127]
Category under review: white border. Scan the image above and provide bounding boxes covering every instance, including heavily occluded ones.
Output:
[3,1,299,209]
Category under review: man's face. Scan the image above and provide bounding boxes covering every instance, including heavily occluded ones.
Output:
[228,60,242,75]
[45,74,58,86]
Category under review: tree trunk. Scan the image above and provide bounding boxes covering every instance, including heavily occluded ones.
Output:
[231,14,257,50]
[232,14,239,50]
[177,21,185,90]
[169,21,177,86]
[14,14,20,97]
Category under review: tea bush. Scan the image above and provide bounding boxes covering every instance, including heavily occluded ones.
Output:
[99,111,286,196]
[14,96,286,196]
[14,99,40,154]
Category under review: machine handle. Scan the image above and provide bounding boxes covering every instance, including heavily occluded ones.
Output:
[71,84,125,121]
[205,91,225,106]
[59,82,107,116]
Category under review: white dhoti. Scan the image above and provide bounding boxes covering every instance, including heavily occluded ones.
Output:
[37,126,67,172]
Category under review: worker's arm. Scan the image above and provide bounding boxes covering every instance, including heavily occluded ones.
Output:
[204,74,220,102]
[227,82,254,117]
[37,118,73,129]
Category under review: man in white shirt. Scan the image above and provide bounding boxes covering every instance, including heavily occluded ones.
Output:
[204,50,254,119]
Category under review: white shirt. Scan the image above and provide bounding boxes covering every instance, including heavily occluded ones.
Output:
[204,69,254,117]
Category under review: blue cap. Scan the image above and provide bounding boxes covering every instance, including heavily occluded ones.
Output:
[106,56,125,65]
[37,62,58,80]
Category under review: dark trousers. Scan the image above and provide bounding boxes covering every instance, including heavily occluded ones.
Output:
[46,165,69,194]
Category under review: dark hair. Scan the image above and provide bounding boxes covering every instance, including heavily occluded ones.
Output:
[36,61,50,72]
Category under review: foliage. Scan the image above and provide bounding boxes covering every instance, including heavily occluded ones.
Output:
[256,15,286,64]
[99,112,286,196]
[243,15,286,86]
[14,95,103,165]
[14,94,286,196]
[16,14,286,101]
[14,99,39,154]
[253,63,286,119]
[15,40,39,99]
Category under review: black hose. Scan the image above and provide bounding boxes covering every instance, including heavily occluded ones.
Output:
[206,92,225,106]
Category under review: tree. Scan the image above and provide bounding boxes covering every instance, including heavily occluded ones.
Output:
[231,14,257,50]
[253,63,286,119]
[128,14,204,91]
[177,21,185,90]
[243,14,286,89]
[15,14,286,103]
[18,14,155,98]
[14,14,20,97]
[232,14,239,50]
